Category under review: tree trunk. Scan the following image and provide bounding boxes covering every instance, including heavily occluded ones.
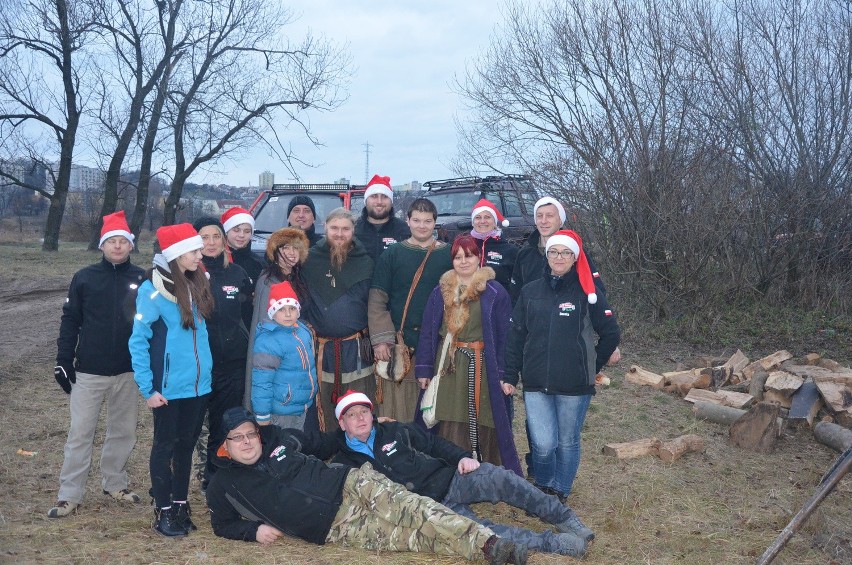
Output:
[813,422,852,452]
[658,435,705,463]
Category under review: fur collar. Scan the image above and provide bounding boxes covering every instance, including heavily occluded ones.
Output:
[439,267,495,336]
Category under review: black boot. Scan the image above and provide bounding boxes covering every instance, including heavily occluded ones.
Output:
[174,502,197,532]
[153,506,188,537]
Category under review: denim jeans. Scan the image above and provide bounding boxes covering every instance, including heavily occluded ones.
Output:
[524,392,591,497]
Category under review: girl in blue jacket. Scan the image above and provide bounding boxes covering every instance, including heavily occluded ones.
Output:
[252,280,317,431]
[129,223,214,538]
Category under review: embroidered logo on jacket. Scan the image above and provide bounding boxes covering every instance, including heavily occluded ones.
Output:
[222,285,239,299]
[604,309,613,316]
[486,251,503,264]
[558,301,576,317]
[382,237,398,247]
[270,445,287,461]
[381,440,398,456]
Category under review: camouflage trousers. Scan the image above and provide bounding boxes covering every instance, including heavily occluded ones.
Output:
[325,463,493,560]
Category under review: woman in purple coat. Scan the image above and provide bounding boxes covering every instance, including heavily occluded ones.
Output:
[415,235,522,476]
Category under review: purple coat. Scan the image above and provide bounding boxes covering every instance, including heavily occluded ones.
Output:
[415,279,523,477]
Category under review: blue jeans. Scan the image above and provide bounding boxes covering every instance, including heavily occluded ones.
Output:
[524,392,591,497]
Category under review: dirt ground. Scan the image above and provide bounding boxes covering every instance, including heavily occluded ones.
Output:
[0,242,849,565]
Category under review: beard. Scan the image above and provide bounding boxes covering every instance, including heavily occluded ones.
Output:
[366,205,391,221]
[329,239,354,270]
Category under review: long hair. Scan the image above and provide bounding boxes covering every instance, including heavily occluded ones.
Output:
[166,260,214,329]
[263,261,310,305]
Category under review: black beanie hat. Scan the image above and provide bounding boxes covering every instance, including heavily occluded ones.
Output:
[221,407,256,435]
[192,216,226,236]
[287,195,316,218]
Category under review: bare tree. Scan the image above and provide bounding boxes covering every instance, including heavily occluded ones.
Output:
[0,0,96,250]
[455,0,851,317]
[159,0,349,225]
[84,0,190,248]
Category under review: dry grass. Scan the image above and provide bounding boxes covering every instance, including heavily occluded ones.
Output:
[0,241,849,565]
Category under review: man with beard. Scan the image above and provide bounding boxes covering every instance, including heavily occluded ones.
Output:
[301,208,375,431]
[369,198,452,422]
[354,174,410,261]
[287,195,321,246]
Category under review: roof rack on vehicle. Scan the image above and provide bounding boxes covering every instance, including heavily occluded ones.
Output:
[422,174,531,191]
[270,183,348,192]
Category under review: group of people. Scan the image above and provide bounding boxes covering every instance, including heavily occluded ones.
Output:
[49,173,621,563]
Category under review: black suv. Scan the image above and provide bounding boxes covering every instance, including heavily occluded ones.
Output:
[421,175,537,245]
[249,184,349,257]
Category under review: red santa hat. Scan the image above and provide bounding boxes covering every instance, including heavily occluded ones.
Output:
[99,211,135,248]
[471,198,509,228]
[546,229,597,304]
[534,197,567,225]
[267,281,301,319]
[363,174,393,200]
[157,223,203,263]
[335,389,374,420]
[221,207,255,234]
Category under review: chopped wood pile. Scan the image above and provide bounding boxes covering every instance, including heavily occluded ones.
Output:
[619,350,852,455]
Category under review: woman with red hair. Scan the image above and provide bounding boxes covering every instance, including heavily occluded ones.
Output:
[415,235,522,475]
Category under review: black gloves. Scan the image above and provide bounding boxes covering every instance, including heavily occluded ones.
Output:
[54,364,76,394]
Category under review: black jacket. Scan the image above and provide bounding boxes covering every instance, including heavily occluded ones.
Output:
[475,235,518,293]
[202,254,252,366]
[230,245,264,287]
[504,269,620,396]
[207,425,344,544]
[56,257,145,376]
[354,209,410,262]
[509,230,606,304]
[332,419,468,501]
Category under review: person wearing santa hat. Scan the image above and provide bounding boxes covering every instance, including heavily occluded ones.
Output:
[504,229,620,503]
[468,199,518,293]
[250,281,317,431]
[192,216,254,491]
[221,207,264,285]
[129,223,215,537]
[354,174,410,261]
[49,211,146,519]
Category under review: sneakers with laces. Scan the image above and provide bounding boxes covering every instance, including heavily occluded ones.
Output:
[47,500,78,518]
[104,488,141,503]
[153,507,188,537]
[556,513,595,541]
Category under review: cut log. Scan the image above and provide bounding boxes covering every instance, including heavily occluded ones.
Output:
[811,375,852,418]
[720,380,751,393]
[804,353,821,365]
[755,350,794,371]
[692,401,784,435]
[818,358,842,371]
[602,438,661,459]
[684,388,754,408]
[693,402,746,426]
[785,365,852,382]
[813,421,852,452]
[764,371,804,396]
[624,365,665,389]
[658,434,705,462]
[664,369,711,396]
[749,369,769,401]
[763,389,793,409]
[729,402,781,453]
[718,349,750,386]
[788,381,823,427]
[742,361,761,381]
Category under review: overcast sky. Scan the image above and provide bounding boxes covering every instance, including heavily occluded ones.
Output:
[197,0,507,188]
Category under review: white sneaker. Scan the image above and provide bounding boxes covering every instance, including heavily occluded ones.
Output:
[104,488,141,503]
[47,501,78,518]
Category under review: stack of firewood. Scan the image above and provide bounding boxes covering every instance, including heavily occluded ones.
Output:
[604,350,852,459]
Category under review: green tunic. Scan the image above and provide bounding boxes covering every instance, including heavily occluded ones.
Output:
[434,300,495,428]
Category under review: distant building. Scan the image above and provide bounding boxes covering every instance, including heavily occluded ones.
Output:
[0,158,47,193]
[395,181,421,192]
[259,170,274,190]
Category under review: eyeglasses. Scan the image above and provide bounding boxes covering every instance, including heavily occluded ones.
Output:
[546,249,575,259]
[226,430,260,443]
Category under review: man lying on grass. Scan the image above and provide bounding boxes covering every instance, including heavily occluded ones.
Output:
[331,391,593,558]
[206,406,527,564]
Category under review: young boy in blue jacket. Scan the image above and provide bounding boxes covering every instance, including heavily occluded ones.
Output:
[252,281,317,431]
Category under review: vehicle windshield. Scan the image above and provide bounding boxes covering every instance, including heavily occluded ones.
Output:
[253,193,345,234]
[427,191,481,216]
[349,194,365,217]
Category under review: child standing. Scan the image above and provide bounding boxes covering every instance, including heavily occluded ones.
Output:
[129,223,214,537]
[252,281,317,431]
